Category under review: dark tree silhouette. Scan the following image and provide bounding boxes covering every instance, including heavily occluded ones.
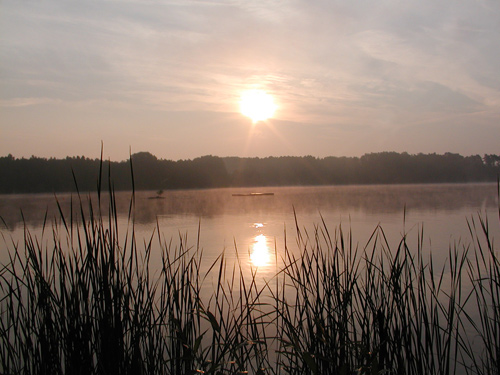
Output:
[0,152,498,194]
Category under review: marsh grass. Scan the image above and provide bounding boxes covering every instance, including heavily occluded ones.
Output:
[0,173,499,374]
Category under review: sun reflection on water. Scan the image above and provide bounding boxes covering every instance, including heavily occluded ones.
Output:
[250,234,271,267]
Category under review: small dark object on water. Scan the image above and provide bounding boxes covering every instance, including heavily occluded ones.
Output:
[149,189,165,199]
[232,192,274,197]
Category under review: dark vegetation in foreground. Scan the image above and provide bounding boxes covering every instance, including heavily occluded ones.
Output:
[1,151,500,193]
[0,173,499,374]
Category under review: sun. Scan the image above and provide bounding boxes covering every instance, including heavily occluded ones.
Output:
[239,90,277,123]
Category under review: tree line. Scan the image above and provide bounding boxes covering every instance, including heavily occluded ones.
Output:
[0,151,499,193]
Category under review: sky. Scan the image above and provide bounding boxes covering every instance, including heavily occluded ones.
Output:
[1,0,500,161]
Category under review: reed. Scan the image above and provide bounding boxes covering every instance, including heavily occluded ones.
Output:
[0,180,499,374]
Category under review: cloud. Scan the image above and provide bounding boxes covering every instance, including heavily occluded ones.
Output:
[1,0,500,159]
[0,98,60,108]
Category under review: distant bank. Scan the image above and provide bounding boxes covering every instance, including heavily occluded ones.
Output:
[0,151,499,194]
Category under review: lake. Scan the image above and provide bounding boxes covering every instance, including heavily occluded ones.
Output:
[1,182,499,374]
[1,183,498,279]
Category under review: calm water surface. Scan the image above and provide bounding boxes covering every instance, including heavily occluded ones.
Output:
[1,183,499,280]
[1,184,497,373]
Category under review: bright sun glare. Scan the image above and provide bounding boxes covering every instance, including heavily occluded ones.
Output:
[239,90,277,123]
[250,234,270,267]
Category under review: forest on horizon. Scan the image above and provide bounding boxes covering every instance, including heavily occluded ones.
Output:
[1,151,499,194]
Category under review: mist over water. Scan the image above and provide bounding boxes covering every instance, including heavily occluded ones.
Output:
[1,183,498,278]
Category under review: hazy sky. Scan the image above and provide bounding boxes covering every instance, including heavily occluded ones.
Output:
[1,0,499,161]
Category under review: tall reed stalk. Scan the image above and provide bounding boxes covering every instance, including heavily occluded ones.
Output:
[0,175,499,374]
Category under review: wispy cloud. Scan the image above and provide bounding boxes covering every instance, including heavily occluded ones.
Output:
[0,98,60,108]
[1,0,500,159]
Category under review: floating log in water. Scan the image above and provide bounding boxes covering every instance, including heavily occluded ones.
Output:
[232,192,274,197]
